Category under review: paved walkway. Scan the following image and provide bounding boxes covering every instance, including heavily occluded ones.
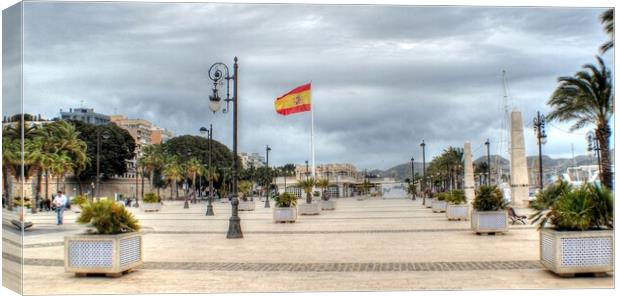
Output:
[2,197,614,294]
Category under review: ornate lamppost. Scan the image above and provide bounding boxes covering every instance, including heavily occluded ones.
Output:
[200,125,215,216]
[410,157,415,200]
[207,57,243,239]
[484,138,491,186]
[420,140,426,205]
[265,145,272,208]
[533,112,547,189]
[96,129,111,201]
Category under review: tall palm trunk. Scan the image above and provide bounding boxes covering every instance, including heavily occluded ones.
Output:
[44,170,49,201]
[596,123,613,189]
[33,170,42,213]
[175,181,179,199]
[3,166,12,210]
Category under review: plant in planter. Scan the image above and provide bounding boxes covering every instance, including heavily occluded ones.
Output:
[471,185,508,234]
[445,189,469,220]
[425,192,434,208]
[237,180,255,211]
[531,182,613,276]
[70,195,88,213]
[11,197,34,229]
[297,178,320,215]
[432,192,448,213]
[272,192,298,223]
[316,178,335,210]
[66,199,142,277]
[141,192,162,212]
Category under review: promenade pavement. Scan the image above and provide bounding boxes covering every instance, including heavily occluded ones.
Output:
[2,197,614,294]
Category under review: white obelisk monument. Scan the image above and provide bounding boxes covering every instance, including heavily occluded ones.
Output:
[463,141,475,202]
[510,108,530,207]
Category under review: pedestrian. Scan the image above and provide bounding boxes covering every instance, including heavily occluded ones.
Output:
[52,190,67,225]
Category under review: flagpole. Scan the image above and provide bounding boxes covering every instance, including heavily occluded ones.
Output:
[310,84,316,180]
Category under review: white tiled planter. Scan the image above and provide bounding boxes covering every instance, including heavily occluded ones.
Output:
[141,202,161,212]
[273,207,297,223]
[432,200,447,213]
[320,200,335,210]
[298,203,321,215]
[238,201,255,211]
[446,204,469,220]
[540,228,613,276]
[65,232,143,276]
[424,198,434,208]
[471,210,508,234]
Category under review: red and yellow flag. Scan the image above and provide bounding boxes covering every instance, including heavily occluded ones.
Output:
[274,83,311,116]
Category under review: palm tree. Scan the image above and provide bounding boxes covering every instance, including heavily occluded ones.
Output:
[547,56,613,188]
[184,157,202,202]
[297,178,315,204]
[238,180,253,202]
[139,144,165,193]
[2,135,20,210]
[48,153,73,192]
[600,9,613,53]
[163,156,183,200]
[315,178,330,200]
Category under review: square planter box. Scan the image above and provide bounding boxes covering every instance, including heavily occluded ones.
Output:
[424,198,434,208]
[320,200,335,210]
[471,210,508,234]
[540,228,613,276]
[298,202,321,215]
[238,201,255,211]
[65,232,143,277]
[446,204,469,220]
[273,207,297,223]
[141,202,161,212]
[432,200,447,213]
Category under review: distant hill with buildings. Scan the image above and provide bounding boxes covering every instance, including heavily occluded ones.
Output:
[372,151,611,182]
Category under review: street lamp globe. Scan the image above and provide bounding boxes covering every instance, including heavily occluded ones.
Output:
[199,126,208,135]
[209,90,222,113]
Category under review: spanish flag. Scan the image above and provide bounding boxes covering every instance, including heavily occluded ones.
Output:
[274,83,311,116]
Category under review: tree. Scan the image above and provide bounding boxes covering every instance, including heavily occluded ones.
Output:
[184,157,202,202]
[547,56,613,189]
[315,178,330,199]
[69,120,136,190]
[238,180,253,202]
[600,9,613,53]
[163,156,183,200]
[297,178,315,204]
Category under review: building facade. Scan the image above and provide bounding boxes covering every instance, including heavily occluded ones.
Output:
[60,108,110,125]
[240,152,265,169]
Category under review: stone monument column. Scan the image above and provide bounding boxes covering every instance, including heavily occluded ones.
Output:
[463,141,475,202]
[510,108,530,208]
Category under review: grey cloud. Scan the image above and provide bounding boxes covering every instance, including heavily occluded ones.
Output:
[13,2,613,170]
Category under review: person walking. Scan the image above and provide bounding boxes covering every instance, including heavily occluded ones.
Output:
[53,190,67,225]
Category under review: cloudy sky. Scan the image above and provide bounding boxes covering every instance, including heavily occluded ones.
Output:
[3,1,614,170]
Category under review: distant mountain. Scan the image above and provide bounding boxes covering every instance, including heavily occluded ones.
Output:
[372,152,608,182]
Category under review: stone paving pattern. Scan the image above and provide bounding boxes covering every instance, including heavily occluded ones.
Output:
[2,197,614,294]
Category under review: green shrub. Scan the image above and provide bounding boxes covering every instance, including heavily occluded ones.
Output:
[473,185,507,211]
[71,195,88,206]
[272,192,298,208]
[434,192,449,201]
[143,192,160,203]
[446,189,467,204]
[13,197,31,208]
[530,182,613,231]
[313,191,320,197]
[76,199,140,234]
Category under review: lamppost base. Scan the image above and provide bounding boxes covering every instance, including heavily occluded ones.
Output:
[226,216,243,239]
[184,200,189,209]
[264,199,270,208]
[206,204,214,216]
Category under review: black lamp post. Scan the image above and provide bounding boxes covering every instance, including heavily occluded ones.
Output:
[183,149,192,209]
[533,112,547,190]
[265,145,271,208]
[207,57,242,239]
[410,157,415,200]
[484,138,491,186]
[420,140,426,205]
[200,125,215,216]
[305,160,309,180]
[96,129,111,201]
[586,131,602,175]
